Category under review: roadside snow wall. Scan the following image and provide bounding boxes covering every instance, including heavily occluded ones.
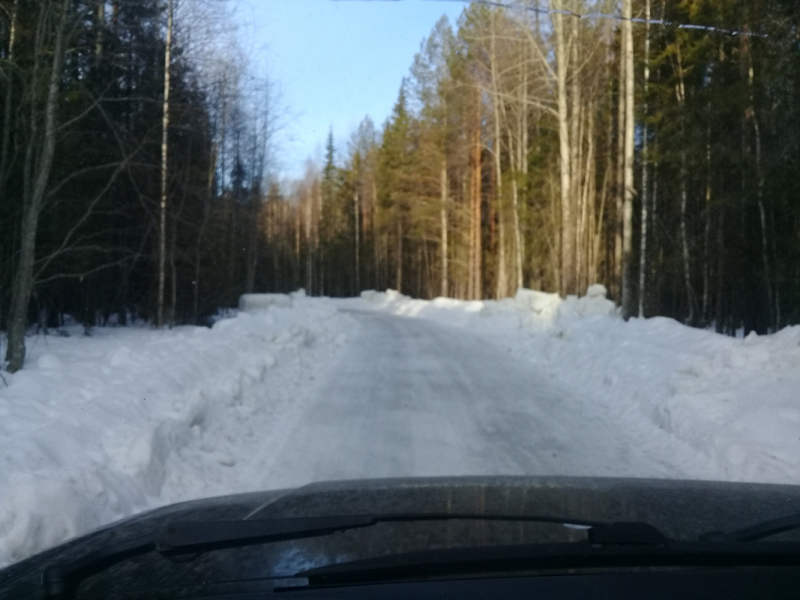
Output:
[0,299,344,567]
[355,286,800,486]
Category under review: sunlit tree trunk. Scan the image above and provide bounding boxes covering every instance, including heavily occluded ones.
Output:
[553,0,572,296]
[157,0,173,328]
[621,0,636,318]
[516,41,528,290]
[305,186,313,293]
[440,160,448,296]
[396,219,403,292]
[354,190,360,294]
[489,13,507,299]
[372,178,379,290]
[470,85,482,299]
[614,21,625,300]
[570,9,582,292]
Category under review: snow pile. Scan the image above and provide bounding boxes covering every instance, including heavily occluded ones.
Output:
[358,284,616,330]
[0,299,349,566]
[664,326,800,481]
[360,289,483,324]
[524,315,800,483]
[239,293,293,310]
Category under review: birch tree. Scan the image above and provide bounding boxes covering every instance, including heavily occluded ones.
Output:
[620,0,636,318]
[553,0,573,295]
[5,0,72,372]
[157,0,173,328]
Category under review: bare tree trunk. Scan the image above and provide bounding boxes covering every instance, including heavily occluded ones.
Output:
[372,178,379,290]
[679,151,693,324]
[193,143,216,323]
[305,189,313,293]
[6,0,71,372]
[0,0,19,194]
[354,190,360,294]
[396,219,403,293]
[553,0,572,296]
[245,198,258,294]
[470,85,482,300]
[516,42,528,290]
[638,0,650,318]
[317,180,324,295]
[468,173,475,298]
[157,0,173,328]
[614,20,625,300]
[489,13,507,299]
[621,0,636,318]
[169,213,177,326]
[496,187,506,298]
[506,110,522,294]
[715,198,725,333]
[294,201,300,289]
[440,160,448,297]
[675,43,694,324]
[703,130,711,323]
[579,102,595,292]
[511,175,522,291]
[95,0,105,58]
[570,10,582,292]
[742,35,772,330]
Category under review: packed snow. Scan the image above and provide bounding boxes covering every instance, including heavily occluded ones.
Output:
[1,286,799,566]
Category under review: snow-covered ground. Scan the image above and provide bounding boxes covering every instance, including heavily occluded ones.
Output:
[1,287,799,567]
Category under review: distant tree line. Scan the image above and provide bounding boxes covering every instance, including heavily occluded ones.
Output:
[0,0,281,371]
[265,0,800,338]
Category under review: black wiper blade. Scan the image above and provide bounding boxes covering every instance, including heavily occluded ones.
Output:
[42,512,607,599]
[701,512,800,542]
[160,512,607,552]
[298,540,800,586]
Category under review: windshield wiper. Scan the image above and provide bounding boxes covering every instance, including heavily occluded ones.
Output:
[296,514,800,586]
[296,538,800,586]
[42,512,608,599]
[44,511,800,599]
[700,512,800,542]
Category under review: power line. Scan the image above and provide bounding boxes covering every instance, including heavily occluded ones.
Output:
[446,0,766,38]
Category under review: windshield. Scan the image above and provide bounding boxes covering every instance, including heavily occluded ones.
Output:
[1,0,799,571]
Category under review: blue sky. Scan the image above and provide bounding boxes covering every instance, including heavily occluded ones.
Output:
[236,0,466,178]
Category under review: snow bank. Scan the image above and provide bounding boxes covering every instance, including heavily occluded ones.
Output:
[239,293,293,311]
[355,286,800,485]
[0,298,348,567]
[358,285,616,329]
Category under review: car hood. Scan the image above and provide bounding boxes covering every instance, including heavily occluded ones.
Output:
[3,475,800,597]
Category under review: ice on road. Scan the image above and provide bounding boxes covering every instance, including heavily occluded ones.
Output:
[266,309,664,488]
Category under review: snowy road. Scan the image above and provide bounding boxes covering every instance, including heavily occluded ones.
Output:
[4,291,799,566]
[262,309,656,488]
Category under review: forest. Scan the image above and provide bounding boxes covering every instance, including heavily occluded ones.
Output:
[2,0,800,373]
[288,0,800,336]
[0,0,278,371]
